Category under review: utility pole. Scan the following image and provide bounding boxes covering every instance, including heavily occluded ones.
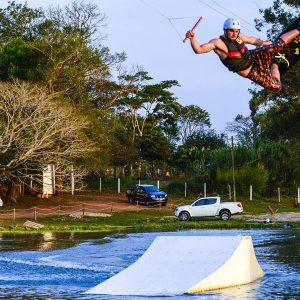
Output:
[231,136,236,201]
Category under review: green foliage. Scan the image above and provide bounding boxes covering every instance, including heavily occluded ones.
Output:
[236,164,269,195]
[185,130,226,150]
[165,179,186,195]
[217,164,269,196]
[0,37,44,80]
[0,1,44,43]
[177,104,210,143]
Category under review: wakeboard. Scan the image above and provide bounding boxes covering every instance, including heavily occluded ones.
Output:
[275,16,300,75]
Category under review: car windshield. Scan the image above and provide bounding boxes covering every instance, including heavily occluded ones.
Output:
[144,185,160,193]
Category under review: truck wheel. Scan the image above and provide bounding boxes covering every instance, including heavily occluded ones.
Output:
[128,197,134,204]
[179,211,191,221]
[219,210,231,221]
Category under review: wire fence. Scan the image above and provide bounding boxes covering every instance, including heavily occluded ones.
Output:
[0,201,174,221]
[81,178,300,203]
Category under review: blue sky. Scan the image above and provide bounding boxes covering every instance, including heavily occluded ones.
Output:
[3,0,275,132]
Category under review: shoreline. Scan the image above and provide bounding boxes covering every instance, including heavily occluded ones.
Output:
[0,211,299,235]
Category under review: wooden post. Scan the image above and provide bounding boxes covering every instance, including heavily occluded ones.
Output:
[117,178,120,194]
[13,208,16,222]
[231,136,236,201]
[71,165,75,195]
[228,184,231,200]
[111,202,113,213]
[278,187,281,202]
[99,177,102,193]
[298,188,300,204]
[250,185,253,201]
[34,207,37,221]
[204,182,207,197]
[184,182,187,198]
[157,180,160,189]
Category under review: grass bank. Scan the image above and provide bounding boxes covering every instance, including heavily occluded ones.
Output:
[0,209,299,235]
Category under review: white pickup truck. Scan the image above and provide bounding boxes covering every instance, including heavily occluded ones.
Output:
[175,196,243,221]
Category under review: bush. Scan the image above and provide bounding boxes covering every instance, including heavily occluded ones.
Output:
[216,163,269,196]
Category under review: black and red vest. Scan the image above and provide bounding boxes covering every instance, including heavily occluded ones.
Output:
[219,35,253,72]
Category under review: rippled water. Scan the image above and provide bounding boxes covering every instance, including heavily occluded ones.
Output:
[0,229,299,299]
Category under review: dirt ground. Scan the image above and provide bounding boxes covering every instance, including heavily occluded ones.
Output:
[237,212,300,222]
[3,193,300,222]
[36,194,300,222]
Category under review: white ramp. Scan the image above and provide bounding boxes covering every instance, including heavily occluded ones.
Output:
[86,236,264,296]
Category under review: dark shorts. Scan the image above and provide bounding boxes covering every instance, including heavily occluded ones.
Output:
[247,39,286,91]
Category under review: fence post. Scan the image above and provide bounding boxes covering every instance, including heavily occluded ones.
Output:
[250,185,253,201]
[278,187,281,202]
[99,177,102,193]
[204,183,206,197]
[71,165,75,195]
[13,208,16,221]
[184,182,187,198]
[157,180,160,189]
[34,207,37,221]
[117,178,120,193]
[228,184,231,200]
[298,188,300,204]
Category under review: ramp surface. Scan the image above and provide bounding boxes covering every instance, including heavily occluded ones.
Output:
[86,235,264,296]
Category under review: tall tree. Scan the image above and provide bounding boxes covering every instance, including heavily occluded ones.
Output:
[177,104,210,144]
[116,71,181,141]
[0,81,93,201]
[226,114,258,147]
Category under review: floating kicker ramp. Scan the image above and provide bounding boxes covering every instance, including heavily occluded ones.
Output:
[86,236,264,296]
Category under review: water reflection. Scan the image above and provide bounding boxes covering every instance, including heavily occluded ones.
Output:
[0,232,108,252]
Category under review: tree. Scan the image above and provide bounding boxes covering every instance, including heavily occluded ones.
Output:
[139,125,172,178]
[0,1,127,107]
[116,72,181,141]
[0,1,133,185]
[226,114,258,147]
[107,115,139,176]
[177,105,210,144]
[0,1,44,43]
[184,130,226,151]
[0,81,93,201]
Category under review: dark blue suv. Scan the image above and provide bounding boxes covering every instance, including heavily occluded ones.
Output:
[126,184,168,206]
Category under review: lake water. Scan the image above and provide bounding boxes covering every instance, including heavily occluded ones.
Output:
[0,229,299,299]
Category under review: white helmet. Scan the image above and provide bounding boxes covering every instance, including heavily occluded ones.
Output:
[223,18,241,30]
